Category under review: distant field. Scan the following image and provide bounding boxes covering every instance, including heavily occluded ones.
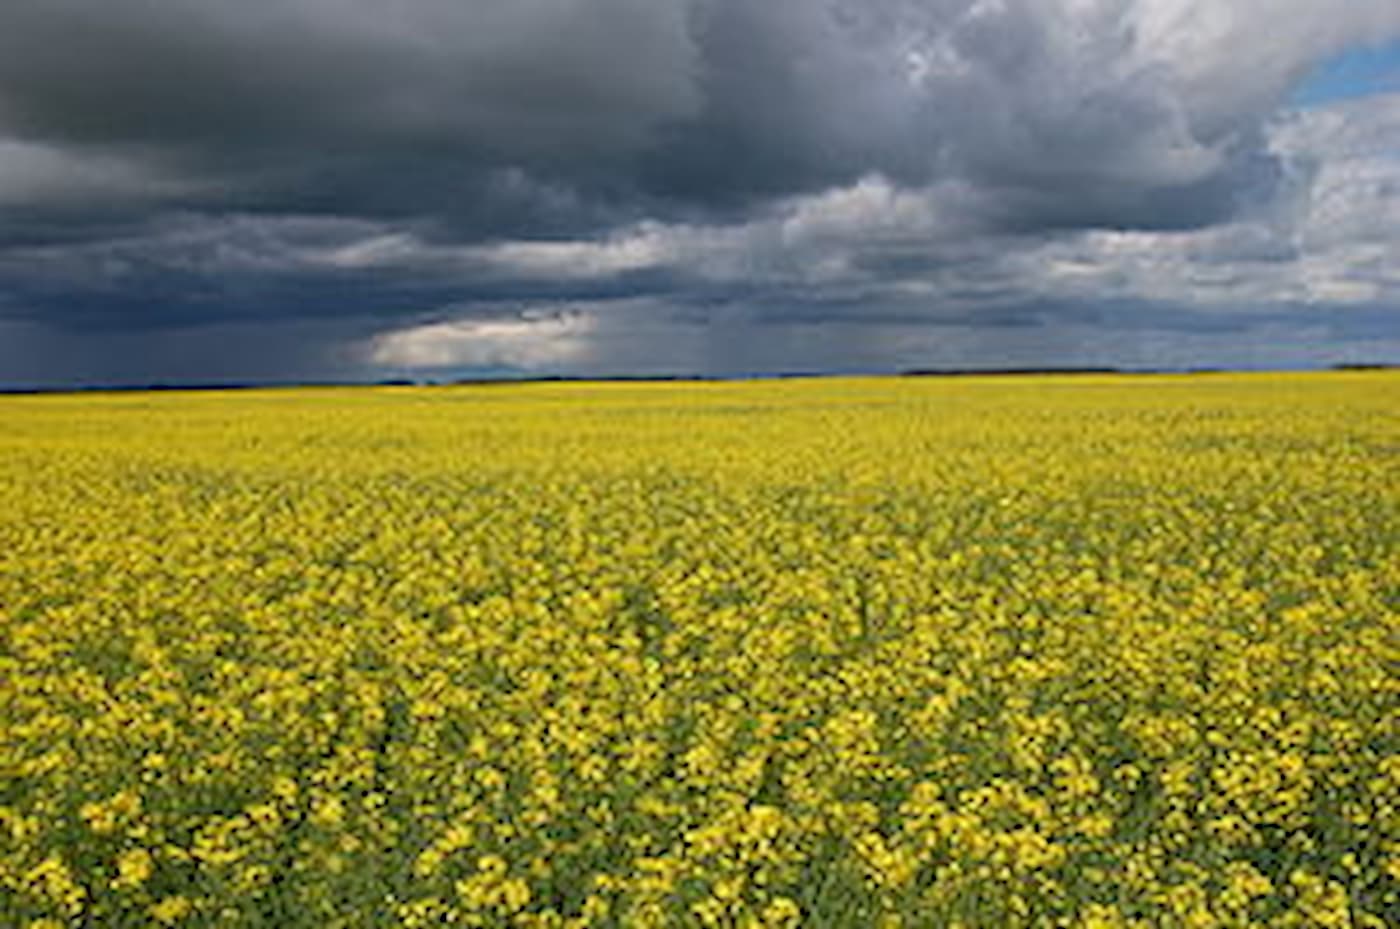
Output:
[2,373,1397,927]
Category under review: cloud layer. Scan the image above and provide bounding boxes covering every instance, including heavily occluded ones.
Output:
[0,1,1397,384]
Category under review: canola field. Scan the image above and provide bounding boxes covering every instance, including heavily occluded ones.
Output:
[1,372,1397,928]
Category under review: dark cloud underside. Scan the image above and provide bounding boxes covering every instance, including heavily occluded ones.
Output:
[0,1,1397,384]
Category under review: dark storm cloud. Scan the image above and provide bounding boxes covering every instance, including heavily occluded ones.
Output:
[0,1,702,155]
[5,0,1371,235]
[1,0,1398,383]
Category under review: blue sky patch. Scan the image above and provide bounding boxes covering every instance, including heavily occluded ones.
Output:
[1293,39,1400,105]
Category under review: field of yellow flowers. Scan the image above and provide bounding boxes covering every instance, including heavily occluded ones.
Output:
[1,372,1397,927]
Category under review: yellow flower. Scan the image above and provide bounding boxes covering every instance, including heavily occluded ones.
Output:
[310,795,345,828]
[0,372,1393,926]
[761,896,802,927]
[149,895,193,924]
[111,848,153,889]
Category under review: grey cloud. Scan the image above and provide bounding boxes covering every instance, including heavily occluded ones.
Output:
[5,1,1394,236]
[0,0,701,153]
[358,88,1400,373]
[0,315,378,388]
[0,0,703,241]
[1,1,1398,383]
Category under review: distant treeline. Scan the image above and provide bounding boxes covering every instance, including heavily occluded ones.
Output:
[3,363,1396,396]
[899,367,1122,377]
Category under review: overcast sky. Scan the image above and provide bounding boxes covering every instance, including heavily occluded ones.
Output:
[0,0,1397,386]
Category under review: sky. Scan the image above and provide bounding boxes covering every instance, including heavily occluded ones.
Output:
[0,1,1397,387]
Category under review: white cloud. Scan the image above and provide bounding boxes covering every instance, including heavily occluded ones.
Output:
[480,233,668,279]
[368,311,596,370]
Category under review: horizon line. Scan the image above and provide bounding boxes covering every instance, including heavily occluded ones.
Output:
[2,362,1396,397]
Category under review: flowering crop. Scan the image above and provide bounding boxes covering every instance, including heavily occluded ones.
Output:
[1,373,1396,927]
